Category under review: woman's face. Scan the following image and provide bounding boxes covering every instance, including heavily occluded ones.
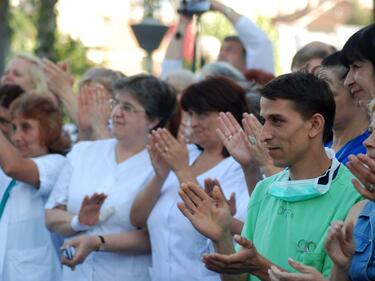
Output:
[319,67,365,130]
[111,93,155,143]
[1,58,35,92]
[344,60,375,107]
[190,110,222,149]
[11,115,48,158]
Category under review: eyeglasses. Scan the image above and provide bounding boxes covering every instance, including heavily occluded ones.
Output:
[109,98,145,114]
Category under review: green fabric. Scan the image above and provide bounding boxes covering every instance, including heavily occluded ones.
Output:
[239,165,362,281]
[0,179,16,220]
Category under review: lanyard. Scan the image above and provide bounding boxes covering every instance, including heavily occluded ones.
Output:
[0,179,17,220]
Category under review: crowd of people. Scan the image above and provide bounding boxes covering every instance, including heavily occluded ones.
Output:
[0,1,375,281]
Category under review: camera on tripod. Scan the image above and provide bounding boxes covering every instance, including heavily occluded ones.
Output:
[178,0,211,17]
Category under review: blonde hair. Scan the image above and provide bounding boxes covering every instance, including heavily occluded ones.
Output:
[13,52,48,95]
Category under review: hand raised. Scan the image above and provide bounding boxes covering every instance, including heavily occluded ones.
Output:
[216,112,252,167]
[324,221,355,271]
[78,193,107,226]
[153,128,189,174]
[204,178,236,216]
[147,132,171,179]
[202,235,260,274]
[178,181,232,242]
[347,154,375,202]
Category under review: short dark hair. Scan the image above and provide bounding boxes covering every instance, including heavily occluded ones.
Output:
[320,51,348,81]
[0,84,25,108]
[113,74,177,130]
[223,35,246,60]
[260,72,335,142]
[341,23,375,70]
[180,76,249,157]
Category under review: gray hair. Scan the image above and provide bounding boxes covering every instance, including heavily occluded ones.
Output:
[79,67,125,94]
[198,61,246,82]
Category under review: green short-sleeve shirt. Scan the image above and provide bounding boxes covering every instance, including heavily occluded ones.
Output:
[240,165,362,281]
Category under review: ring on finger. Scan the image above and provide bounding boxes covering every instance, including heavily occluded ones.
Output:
[368,183,375,191]
[248,135,257,145]
[227,135,233,141]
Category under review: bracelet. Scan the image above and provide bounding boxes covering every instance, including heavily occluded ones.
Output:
[96,235,106,251]
[70,215,93,232]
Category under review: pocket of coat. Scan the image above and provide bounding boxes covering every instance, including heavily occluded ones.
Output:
[6,245,59,281]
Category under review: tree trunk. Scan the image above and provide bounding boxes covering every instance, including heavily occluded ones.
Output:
[0,0,11,74]
[35,0,58,60]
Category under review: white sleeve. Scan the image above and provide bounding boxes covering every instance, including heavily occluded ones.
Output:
[235,16,274,74]
[214,160,250,222]
[45,160,73,209]
[160,59,183,79]
[32,154,67,198]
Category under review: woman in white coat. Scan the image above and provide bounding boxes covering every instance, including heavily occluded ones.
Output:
[0,94,70,281]
[45,74,177,281]
[130,76,250,281]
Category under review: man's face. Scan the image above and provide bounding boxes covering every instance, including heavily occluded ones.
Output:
[218,40,246,72]
[0,106,12,139]
[260,97,316,168]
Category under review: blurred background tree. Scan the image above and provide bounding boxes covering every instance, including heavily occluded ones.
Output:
[0,0,94,78]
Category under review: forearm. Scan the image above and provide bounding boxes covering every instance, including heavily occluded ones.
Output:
[241,162,262,195]
[130,175,166,227]
[97,230,151,254]
[211,1,241,24]
[0,131,39,185]
[56,87,79,125]
[45,208,77,236]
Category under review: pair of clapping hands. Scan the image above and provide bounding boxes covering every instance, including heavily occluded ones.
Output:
[61,193,112,270]
[178,180,356,281]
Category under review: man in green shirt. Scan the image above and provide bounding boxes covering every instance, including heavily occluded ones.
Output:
[178,72,361,281]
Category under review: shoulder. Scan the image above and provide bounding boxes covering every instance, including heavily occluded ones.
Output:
[31,153,67,168]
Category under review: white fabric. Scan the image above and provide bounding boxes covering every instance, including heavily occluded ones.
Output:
[46,139,154,281]
[235,16,274,74]
[0,154,67,281]
[147,145,249,281]
[160,16,274,78]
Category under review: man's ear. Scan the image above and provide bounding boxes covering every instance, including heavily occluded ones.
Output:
[308,113,325,139]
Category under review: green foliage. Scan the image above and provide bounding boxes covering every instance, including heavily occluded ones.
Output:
[7,1,95,78]
[347,0,373,26]
[199,11,235,41]
[55,35,95,79]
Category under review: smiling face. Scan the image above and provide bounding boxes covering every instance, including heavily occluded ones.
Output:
[344,60,375,107]
[1,57,35,92]
[260,97,319,168]
[11,115,48,158]
[111,92,155,144]
[319,67,364,130]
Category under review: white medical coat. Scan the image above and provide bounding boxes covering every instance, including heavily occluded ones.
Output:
[0,154,66,281]
[147,145,249,281]
[46,139,154,281]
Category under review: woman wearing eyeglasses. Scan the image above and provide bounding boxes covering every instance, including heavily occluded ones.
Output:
[45,74,176,281]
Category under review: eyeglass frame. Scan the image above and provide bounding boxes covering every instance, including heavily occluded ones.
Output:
[109,98,146,115]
